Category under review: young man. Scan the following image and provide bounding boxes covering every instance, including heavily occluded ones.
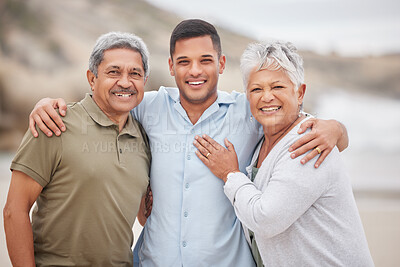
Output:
[3,32,151,266]
[28,20,348,266]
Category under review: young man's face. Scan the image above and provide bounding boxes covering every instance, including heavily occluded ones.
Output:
[87,48,146,120]
[168,35,226,108]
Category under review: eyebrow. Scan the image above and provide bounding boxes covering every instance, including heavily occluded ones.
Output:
[107,65,120,69]
[106,66,143,73]
[249,80,283,87]
[175,54,214,61]
[271,81,282,85]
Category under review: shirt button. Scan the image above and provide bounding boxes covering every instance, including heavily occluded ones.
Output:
[185,183,189,189]
[184,211,188,217]
[187,155,191,160]
[182,241,187,247]
[119,148,122,153]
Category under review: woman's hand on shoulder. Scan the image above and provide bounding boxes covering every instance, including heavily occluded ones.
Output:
[193,135,240,182]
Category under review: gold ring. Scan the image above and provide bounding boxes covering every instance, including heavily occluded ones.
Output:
[314,147,322,154]
[206,152,211,158]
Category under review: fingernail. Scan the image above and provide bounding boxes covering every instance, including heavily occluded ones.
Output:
[301,159,305,164]
[47,132,52,137]
[288,147,293,152]
[194,135,198,140]
[61,126,66,131]
[55,131,61,136]
[291,153,296,159]
[315,164,319,168]
[34,133,38,138]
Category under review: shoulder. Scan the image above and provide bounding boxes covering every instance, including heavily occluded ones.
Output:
[141,86,177,104]
[267,118,342,182]
[63,100,86,121]
[134,86,176,113]
[217,90,247,105]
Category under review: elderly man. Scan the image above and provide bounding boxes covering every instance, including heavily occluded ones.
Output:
[3,32,151,266]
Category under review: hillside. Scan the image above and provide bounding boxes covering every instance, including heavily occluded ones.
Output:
[0,0,399,150]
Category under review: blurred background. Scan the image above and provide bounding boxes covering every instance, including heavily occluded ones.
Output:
[0,0,399,266]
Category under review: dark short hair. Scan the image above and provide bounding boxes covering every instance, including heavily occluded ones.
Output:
[169,19,222,59]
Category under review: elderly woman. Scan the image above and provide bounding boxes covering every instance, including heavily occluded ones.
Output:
[194,41,373,266]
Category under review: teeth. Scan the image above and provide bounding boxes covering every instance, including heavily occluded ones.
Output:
[115,93,132,98]
[261,107,280,112]
[188,81,205,85]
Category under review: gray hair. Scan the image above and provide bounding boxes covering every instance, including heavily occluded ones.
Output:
[89,31,150,78]
[240,41,304,90]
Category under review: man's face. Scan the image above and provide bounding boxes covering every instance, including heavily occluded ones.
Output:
[88,48,146,120]
[168,36,226,108]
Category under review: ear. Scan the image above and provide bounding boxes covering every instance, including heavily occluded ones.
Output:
[87,70,96,91]
[296,83,306,105]
[218,54,226,74]
[168,57,175,76]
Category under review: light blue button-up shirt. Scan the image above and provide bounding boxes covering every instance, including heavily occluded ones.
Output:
[133,87,262,266]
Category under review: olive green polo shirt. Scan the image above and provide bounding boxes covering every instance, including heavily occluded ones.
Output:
[11,93,150,267]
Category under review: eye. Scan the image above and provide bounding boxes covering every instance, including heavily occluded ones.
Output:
[130,71,142,77]
[107,70,120,75]
[177,60,189,65]
[272,85,284,90]
[250,87,262,93]
[201,58,213,63]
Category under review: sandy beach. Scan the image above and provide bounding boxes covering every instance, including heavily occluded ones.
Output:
[1,152,399,266]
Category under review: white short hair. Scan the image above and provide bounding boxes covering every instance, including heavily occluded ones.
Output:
[240,41,304,90]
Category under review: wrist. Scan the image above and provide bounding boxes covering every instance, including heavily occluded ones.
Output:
[334,120,344,138]
[225,171,240,183]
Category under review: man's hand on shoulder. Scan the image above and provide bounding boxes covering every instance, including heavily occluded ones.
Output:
[289,118,348,168]
[29,98,67,137]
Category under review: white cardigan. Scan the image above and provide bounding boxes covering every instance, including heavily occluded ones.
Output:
[224,117,374,266]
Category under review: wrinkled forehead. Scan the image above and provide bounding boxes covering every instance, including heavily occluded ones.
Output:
[101,48,143,68]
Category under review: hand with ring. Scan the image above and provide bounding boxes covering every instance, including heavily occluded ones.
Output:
[193,134,240,182]
[288,118,348,168]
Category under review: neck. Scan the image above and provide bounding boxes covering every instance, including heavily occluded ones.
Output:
[111,114,129,132]
[101,110,129,132]
[180,93,218,125]
[263,114,305,156]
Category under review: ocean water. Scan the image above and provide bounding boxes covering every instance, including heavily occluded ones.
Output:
[313,89,400,192]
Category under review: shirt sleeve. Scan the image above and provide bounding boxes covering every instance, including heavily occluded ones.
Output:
[10,128,62,188]
[224,147,335,239]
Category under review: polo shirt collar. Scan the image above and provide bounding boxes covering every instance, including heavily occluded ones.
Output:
[81,93,139,137]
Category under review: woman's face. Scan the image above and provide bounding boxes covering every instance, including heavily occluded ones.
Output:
[246,67,306,135]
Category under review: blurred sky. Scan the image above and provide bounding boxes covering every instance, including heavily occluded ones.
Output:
[146,0,400,57]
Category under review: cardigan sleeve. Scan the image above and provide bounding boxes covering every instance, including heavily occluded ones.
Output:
[224,146,336,239]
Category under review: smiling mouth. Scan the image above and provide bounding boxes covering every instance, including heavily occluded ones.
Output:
[187,81,206,85]
[112,91,137,98]
[260,106,281,112]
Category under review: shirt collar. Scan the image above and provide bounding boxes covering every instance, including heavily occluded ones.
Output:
[164,86,237,105]
[80,93,139,137]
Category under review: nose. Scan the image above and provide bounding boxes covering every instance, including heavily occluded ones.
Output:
[261,90,274,102]
[117,73,132,88]
[188,61,202,77]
